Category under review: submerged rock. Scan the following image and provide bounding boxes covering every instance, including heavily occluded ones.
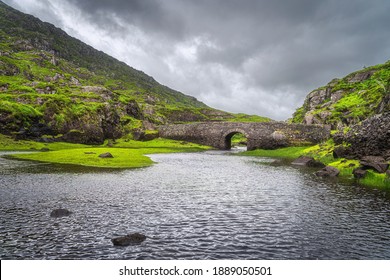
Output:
[315,166,340,177]
[98,152,114,158]
[111,233,146,246]
[50,209,72,218]
[291,156,325,168]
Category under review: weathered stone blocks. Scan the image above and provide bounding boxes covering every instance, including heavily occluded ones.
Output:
[159,122,330,150]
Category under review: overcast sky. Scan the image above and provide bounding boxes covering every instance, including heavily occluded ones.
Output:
[4,0,390,120]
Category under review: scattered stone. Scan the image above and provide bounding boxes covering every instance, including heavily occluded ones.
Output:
[40,147,50,152]
[353,168,367,179]
[111,233,146,246]
[315,166,340,177]
[386,170,390,178]
[291,156,325,168]
[98,152,114,158]
[50,209,72,218]
[360,156,389,173]
[348,163,356,167]
[84,152,96,154]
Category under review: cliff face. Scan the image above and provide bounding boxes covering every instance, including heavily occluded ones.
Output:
[292,61,390,129]
[334,112,390,159]
[291,61,390,158]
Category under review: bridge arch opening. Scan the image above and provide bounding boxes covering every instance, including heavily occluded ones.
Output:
[224,131,248,151]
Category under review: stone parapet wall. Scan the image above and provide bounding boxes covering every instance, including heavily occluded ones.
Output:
[159,122,330,150]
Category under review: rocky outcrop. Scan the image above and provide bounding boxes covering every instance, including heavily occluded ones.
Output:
[292,62,389,133]
[334,113,390,159]
[359,156,389,173]
[111,233,146,246]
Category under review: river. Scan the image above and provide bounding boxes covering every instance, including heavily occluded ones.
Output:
[0,151,390,259]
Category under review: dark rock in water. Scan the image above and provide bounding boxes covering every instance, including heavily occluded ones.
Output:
[353,168,367,179]
[291,156,325,168]
[50,209,72,218]
[98,152,114,158]
[360,156,389,173]
[315,166,340,177]
[112,233,146,246]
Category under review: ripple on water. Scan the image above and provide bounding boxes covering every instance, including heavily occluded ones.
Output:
[1,152,390,259]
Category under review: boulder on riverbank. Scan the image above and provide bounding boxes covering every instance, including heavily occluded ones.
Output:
[359,156,389,173]
[353,167,367,179]
[315,166,340,177]
[111,233,146,246]
[291,156,325,168]
[50,208,72,218]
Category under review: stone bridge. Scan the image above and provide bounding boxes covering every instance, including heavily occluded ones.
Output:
[158,122,330,150]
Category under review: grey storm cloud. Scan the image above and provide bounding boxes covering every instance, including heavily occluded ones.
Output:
[4,0,390,120]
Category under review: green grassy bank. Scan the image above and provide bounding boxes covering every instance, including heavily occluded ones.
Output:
[241,141,390,189]
[0,134,210,168]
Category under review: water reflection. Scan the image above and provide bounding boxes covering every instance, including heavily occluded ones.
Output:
[0,151,390,259]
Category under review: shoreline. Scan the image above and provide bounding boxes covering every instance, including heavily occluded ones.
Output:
[239,144,390,190]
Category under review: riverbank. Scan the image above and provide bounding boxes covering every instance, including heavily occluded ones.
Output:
[0,134,210,168]
[240,141,390,189]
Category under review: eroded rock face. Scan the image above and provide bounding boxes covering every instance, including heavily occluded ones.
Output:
[335,113,390,158]
[306,88,332,111]
[360,156,389,173]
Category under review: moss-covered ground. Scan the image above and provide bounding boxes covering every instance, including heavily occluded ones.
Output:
[0,134,210,168]
[240,140,390,189]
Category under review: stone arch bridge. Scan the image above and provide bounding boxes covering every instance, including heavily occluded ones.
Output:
[158,122,330,150]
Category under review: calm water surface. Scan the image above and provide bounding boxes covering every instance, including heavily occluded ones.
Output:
[0,151,390,259]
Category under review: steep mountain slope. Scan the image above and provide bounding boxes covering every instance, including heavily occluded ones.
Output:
[0,1,271,144]
[291,61,390,158]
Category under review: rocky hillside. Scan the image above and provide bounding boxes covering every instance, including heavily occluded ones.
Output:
[0,1,270,144]
[291,60,390,158]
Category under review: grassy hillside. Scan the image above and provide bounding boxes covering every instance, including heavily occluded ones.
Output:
[280,61,390,188]
[291,61,390,128]
[0,1,271,145]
